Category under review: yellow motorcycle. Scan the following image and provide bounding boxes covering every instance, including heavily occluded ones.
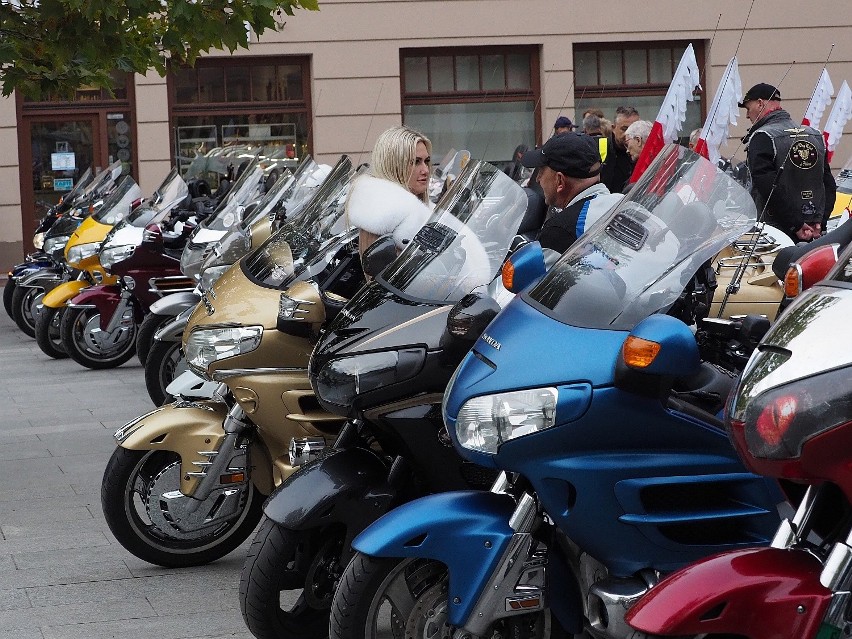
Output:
[100,156,362,567]
[34,174,142,358]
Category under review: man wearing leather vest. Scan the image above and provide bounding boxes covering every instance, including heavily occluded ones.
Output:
[740,83,836,242]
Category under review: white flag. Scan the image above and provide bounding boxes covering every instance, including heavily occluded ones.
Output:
[697,57,741,165]
[802,69,834,129]
[824,80,852,162]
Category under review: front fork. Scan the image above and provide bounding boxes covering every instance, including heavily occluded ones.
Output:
[180,403,254,517]
[776,486,852,637]
[457,473,549,638]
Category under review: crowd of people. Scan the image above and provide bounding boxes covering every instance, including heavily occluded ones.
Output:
[349,83,839,266]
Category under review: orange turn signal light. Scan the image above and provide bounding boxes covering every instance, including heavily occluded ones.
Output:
[622,336,661,369]
[502,260,515,290]
[784,265,802,299]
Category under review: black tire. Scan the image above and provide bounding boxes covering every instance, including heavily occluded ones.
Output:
[60,306,138,369]
[101,447,264,567]
[239,518,334,639]
[34,305,68,359]
[144,339,185,406]
[3,277,16,318]
[331,554,548,639]
[136,312,172,367]
[11,285,42,338]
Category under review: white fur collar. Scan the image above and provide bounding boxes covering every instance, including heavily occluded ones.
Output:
[346,174,432,249]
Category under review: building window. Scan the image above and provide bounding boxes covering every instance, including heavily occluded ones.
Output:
[573,42,705,142]
[169,57,311,172]
[401,47,539,169]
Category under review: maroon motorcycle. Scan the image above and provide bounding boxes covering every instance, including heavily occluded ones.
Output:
[60,169,196,369]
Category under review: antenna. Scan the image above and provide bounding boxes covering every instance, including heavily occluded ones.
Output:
[358,81,385,167]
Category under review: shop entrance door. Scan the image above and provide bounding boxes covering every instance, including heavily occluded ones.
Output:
[20,116,102,252]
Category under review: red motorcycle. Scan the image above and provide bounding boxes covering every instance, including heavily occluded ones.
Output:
[60,169,196,369]
[626,238,852,639]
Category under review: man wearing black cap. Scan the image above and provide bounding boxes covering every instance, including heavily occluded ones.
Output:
[521,132,622,255]
[741,82,836,242]
[554,116,576,135]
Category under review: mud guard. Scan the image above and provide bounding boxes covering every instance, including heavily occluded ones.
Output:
[625,547,832,638]
[42,280,91,308]
[263,446,394,557]
[18,266,63,288]
[115,400,230,497]
[353,490,536,628]
[148,291,200,316]
[68,284,125,330]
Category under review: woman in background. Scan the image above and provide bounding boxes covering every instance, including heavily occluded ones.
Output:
[347,125,434,257]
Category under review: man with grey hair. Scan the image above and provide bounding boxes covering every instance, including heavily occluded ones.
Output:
[583,114,603,136]
[624,119,653,163]
[600,105,640,193]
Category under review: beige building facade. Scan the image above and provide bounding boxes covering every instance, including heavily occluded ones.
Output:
[1,0,851,270]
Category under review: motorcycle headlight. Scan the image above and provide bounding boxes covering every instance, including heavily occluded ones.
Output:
[200,265,229,292]
[66,242,100,267]
[33,232,45,250]
[314,349,426,407]
[455,388,558,454]
[43,234,71,259]
[184,325,263,374]
[100,244,136,271]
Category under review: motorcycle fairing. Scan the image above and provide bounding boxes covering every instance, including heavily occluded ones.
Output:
[352,490,532,627]
[625,547,831,638]
[116,400,232,497]
[42,279,92,308]
[68,284,127,330]
[444,298,780,576]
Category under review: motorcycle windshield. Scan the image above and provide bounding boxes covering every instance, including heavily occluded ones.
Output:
[91,176,141,225]
[525,144,757,331]
[378,159,528,303]
[243,155,354,288]
[242,168,296,228]
[124,168,190,227]
[202,157,265,231]
[61,167,94,208]
[79,160,123,202]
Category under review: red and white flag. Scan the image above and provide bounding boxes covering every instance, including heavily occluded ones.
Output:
[693,57,741,165]
[824,80,852,164]
[802,69,834,129]
[629,44,701,183]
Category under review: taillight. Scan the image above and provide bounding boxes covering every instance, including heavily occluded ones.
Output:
[755,395,797,446]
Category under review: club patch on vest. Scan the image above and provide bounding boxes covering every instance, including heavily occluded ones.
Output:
[790,140,818,170]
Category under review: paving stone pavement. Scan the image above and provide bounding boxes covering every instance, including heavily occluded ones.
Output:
[0,306,258,639]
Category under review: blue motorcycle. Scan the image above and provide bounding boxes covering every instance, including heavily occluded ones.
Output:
[330,145,784,639]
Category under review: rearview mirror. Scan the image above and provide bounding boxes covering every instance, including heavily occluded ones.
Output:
[502,241,546,293]
[446,291,502,342]
[362,235,397,279]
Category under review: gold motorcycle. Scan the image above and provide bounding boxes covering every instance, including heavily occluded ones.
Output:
[100,157,363,566]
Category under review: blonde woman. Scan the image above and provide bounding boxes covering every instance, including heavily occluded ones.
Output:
[347,126,434,257]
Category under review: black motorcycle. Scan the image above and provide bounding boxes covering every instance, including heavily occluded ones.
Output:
[238,160,531,639]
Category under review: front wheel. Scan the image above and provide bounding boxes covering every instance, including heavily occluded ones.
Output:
[136,312,173,366]
[3,277,16,318]
[144,339,186,405]
[331,554,548,639]
[239,518,337,639]
[60,306,138,369]
[11,285,42,337]
[34,305,67,359]
[101,447,264,567]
